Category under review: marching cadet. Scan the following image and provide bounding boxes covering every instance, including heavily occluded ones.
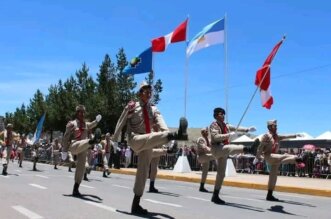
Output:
[31,141,41,171]
[50,138,62,169]
[196,127,215,192]
[256,119,304,201]
[1,124,19,175]
[100,133,112,177]
[113,81,188,215]
[61,105,102,197]
[17,134,27,168]
[67,150,75,172]
[209,107,258,204]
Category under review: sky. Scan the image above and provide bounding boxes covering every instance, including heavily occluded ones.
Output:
[0,0,330,137]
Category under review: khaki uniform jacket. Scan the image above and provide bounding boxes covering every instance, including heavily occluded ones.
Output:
[2,130,19,146]
[256,132,297,159]
[62,119,98,151]
[113,100,168,142]
[210,121,247,146]
[196,137,211,156]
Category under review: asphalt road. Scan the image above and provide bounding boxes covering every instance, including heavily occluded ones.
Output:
[1,161,330,219]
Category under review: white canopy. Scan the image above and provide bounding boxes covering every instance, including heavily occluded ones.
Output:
[232,135,254,142]
[315,131,331,140]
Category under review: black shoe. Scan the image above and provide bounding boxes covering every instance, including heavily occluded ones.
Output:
[72,183,82,197]
[33,167,37,171]
[68,168,72,172]
[131,205,148,215]
[54,166,58,169]
[211,195,225,204]
[177,117,188,141]
[2,170,7,176]
[149,187,159,193]
[199,187,209,193]
[89,128,102,145]
[103,171,108,178]
[266,195,280,201]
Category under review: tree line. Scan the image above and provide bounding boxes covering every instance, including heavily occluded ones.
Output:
[4,48,163,139]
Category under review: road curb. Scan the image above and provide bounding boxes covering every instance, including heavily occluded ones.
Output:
[111,169,331,198]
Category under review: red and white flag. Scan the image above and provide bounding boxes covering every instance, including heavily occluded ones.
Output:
[255,37,285,109]
[151,19,188,52]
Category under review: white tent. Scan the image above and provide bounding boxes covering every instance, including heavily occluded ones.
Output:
[315,131,331,140]
[232,135,254,142]
[289,132,314,140]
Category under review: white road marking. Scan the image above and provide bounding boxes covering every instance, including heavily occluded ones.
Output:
[29,184,47,190]
[35,175,49,179]
[113,184,131,189]
[186,196,210,202]
[84,201,117,213]
[144,199,182,208]
[81,184,95,189]
[12,205,43,219]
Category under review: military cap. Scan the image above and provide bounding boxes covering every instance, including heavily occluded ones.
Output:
[267,120,277,126]
[6,123,13,128]
[201,127,208,132]
[75,105,86,112]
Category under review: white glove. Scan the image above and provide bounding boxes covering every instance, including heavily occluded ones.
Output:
[61,152,68,161]
[248,126,256,132]
[96,114,102,122]
[228,131,236,138]
[253,158,259,165]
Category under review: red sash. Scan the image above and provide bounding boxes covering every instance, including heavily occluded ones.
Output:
[142,105,151,134]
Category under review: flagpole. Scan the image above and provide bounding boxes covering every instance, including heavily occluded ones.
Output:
[224,13,229,123]
[184,15,190,118]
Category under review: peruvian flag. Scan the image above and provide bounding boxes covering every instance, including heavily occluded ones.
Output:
[255,37,285,109]
[151,19,188,52]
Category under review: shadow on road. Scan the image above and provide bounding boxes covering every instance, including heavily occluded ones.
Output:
[63,194,103,203]
[116,209,175,219]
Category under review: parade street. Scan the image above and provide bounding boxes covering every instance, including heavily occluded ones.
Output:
[1,162,330,219]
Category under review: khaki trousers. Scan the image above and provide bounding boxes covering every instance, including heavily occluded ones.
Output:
[69,139,91,184]
[1,146,12,165]
[211,144,244,190]
[265,154,298,190]
[53,150,60,165]
[133,149,153,196]
[197,154,215,184]
[17,147,24,163]
[150,149,167,181]
[103,152,110,170]
[128,131,169,154]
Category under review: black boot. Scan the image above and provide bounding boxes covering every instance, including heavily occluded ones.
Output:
[167,117,188,141]
[68,166,72,172]
[19,161,22,168]
[89,128,102,145]
[2,164,8,176]
[149,181,159,193]
[131,195,148,215]
[211,189,225,204]
[199,183,209,192]
[103,171,108,178]
[83,173,89,181]
[54,165,58,169]
[72,183,82,197]
[266,190,279,201]
[33,162,37,171]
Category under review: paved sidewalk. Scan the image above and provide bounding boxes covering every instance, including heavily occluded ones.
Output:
[111,168,331,198]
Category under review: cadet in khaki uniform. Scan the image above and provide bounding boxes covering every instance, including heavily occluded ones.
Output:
[196,127,215,192]
[256,119,304,201]
[1,124,19,175]
[62,105,102,197]
[100,133,112,177]
[67,150,75,172]
[113,81,188,215]
[49,138,62,169]
[17,134,27,168]
[209,107,258,204]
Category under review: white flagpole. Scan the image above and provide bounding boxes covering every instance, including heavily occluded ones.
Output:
[224,14,229,123]
[184,15,190,118]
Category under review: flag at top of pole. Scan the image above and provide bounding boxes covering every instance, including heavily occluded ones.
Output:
[186,18,225,57]
[255,36,285,109]
[151,19,188,52]
[32,113,46,144]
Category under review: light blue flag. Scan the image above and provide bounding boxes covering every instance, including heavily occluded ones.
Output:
[123,47,153,75]
[186,18,225,57]
[32,113,46,144]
